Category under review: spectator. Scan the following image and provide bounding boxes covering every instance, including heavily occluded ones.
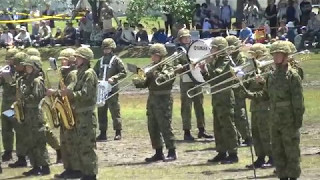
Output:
[205,0,214,16]
[14,26,31,48]
[295,26,307,49]
[30,5,40,35]
[201,17,212,38]
[63,21,76,46]
[51,27,63,46]
[136,24,149,46]
[228,22,239,36]
[277,20,288,40]
[0,9,14,30]
[299,13,320,50]
[114,24,123,45]
[211,15,223,37]
[162,7,174,35]
[220,0,233,29]
[101,2,120,38]
[286,0,298,23]
[153,28,167,44]
[42,3,55,28]
[90,23,103,46]
[243,0,259,28]
[287,21,297,43]
[265,0,278,38]
[300,0,312,26]
[0,26,13,48]
[264,20,271,41]
[10,25,19,37]
[201,3,211,20]
[277,0,287,22]
[192,4,202,30]
[239,21,253,44]
[30,21,40,40]
[37,20,52,46]
[19,9,29,32]
[119,22,136,46]
[212,0,221,19]
[79,10,93,44]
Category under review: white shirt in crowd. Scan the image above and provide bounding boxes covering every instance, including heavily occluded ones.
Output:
[244,4,259,27]
[14,32,32,43]
[30,9,40,26]
[121,28,135,42]
[39,25,52,39]
[0,32,13,45]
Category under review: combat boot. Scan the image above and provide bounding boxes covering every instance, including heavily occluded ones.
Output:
[96,131,107,142]
[0,163,2,174]
[8,156,27,168]
[145,148,164,162]
[22,167,41,176]
[221,153,239,164]
[262,156,274,168]
[280,178,288,180]
[54,169,72,178]
[80,175,97,180]
[245,156,265,169]
[114,130,121,140]
[67,170,82,179]
[1,150,12,161]
[41,165,50,175]
[208,152,227,163]
[198,128,214,139]
[56,149,62,164]
[164,149,177,162]
[184,130,195,141]
[289,178,297,180]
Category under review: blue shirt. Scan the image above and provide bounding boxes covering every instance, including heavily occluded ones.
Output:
[239,27,253,42]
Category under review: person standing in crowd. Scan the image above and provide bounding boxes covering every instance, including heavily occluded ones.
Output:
[30,5,40,35]
[220,0,233,29]
[132,43,177,162]
[101,2,120,38]
[162,7,174,35]
[243,0,259,28]
[277,0,287,22]
[243,40,304,180]
[174,29,213,141]
[203,37,238,164]
[286,0,298,23]
[79,9,93,44]
[60,47,98,180]
[212,0,221,19]
[265,0,278,38]
[95,38,127,141]
[42,3,55,29]
[192,4,202,30]
[300,0,312,26]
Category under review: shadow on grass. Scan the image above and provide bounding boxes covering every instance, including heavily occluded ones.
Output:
[185,147,216,153]
[248,174,277,179]
[176,139,215,144]
[1,175,29,180]
[109,161,153,167]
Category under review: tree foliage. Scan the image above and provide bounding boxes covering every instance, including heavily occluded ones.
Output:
[126,0,195,25]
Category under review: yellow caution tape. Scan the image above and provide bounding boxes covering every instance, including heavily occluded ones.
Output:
[0,15,83,24]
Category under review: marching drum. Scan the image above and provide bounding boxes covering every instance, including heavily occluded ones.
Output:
[187,38,213,63]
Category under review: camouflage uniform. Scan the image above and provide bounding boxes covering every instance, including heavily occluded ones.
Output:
[94,38,127,141]
[285,41,304,80]
[20,56,50,175]
[133,44,177,162]
[174,29,209,140]
[226,35,250,144]
[68,47,98,177]
[246,41,304,179]
[204,37,238,164]
[0,49,19,161]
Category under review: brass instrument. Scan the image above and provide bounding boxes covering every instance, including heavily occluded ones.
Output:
[12,76,24,123]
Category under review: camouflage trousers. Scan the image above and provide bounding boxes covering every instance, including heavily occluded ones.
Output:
[180,82,205,130]
[251,110,272,157]
[98,93,122,131]
[234,95,250,140]
[45,126,60,151]
[60,127,80,171]
[147,94,176,150]
[1,99,15,152]
[212,91,238,154]
[74,111,98,176]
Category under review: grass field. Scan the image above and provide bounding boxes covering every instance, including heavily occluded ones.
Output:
[0,53,319,179]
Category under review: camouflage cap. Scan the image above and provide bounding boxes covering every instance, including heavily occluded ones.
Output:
[248,43,269,57]
[211,37,228,50]
[226,35,241,47]
[283,41,297,54]
[149,43,168,57]
[102,38,116,49]
[23,55,42,69]
[25,48,41,57]
[270,41,291,54]
[74,47,94,60]
[177,29,191,38]
[13,52,28,64]
[6,48,20,60]
[58,48,76,61]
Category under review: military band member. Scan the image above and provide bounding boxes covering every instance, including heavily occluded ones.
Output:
[243,43,273,168]
[94,38,127,141]
[49,48,82,179]
[225,35,251,146]
[243,41,305,180]
[20,56,50,176]
[284,41,304,80]
[202,37,239,164]
[174,29,212,141]
[132,43,177,162]
[0,49,19,163]
[61,47,98,180]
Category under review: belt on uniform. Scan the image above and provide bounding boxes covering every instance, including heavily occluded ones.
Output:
[149,90,171,95]
[25,104,39,108]
[275,101,291,107]
[74,105,96,113]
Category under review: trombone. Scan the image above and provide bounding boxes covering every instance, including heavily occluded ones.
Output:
[155,45,243,86]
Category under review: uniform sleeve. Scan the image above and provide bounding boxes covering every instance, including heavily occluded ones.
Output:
[65,71,77,89]
[290,73,305,128]
[112,58,127,81]
[93,59,101,76]
[207,58,230,78]
[132,77,148,88]
[72,72,97,103]
[28,78,45,102]
[245,74,270,101]
[156,64,175,83]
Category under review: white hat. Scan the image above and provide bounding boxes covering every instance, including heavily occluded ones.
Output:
[286,21,295,28]
[20,26,26,31]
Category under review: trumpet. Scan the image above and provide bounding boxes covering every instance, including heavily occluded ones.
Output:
[155,45,243,86]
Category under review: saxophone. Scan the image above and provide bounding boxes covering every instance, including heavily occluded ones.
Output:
[12,76,25,123]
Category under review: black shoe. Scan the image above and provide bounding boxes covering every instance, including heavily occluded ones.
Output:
[67,170,83,179]
[114,130,121,140]
[208,152,227,163]
[41,165,50,175]
[241,138,252,147]
[163,149,177,162]
[96,131,107,142]
[56,150,62,164]
[1,150,12,162]
[245,156,265,169]
[262,156,274,168]
[54,169,72,178]
[8,156,27,168]
[198,129,213,139]
[0,164,2,174]
[221,153,239,164]
[289,178,297,180]
[81,175,97,180]
[184,130,195,141]
[280,178,288,180]
[145,148,164,162]
[22,167,41,176]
